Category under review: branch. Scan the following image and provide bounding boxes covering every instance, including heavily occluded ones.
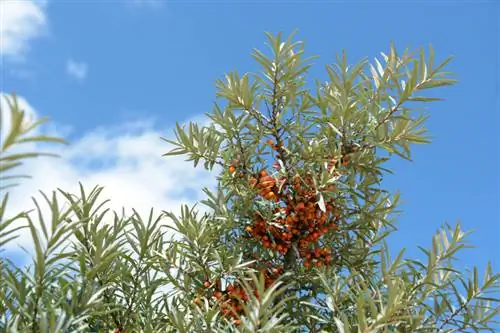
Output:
[374,100,404,131]
[436,299,468,333]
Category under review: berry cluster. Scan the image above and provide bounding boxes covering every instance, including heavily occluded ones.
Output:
[195,266,284,325]
[246,165,339,269]
[249,169,282,201]
[303,247,333,268]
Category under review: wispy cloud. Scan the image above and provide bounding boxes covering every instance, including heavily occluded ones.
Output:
[0,93,216,257]
[66,59,88,81]
[0,0,47,59]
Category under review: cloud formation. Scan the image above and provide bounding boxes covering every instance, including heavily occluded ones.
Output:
[66,59,88,81]
[0,0,47,59]
[0,93,217,257]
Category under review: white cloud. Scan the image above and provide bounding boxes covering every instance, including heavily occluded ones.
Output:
[0,93,217,258]
[66,59,88,81]
[0,0,47,59]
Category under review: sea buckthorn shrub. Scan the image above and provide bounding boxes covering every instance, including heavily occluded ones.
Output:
[1,33,498,333]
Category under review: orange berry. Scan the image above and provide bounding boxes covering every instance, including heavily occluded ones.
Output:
[267,139,274,146]
[304,260,311,269]
[229,166,236,174]
[203,281,211,288]
[265,192,276,200]
[260,170,268,177]
[316,261,323,267]
[295,202,305,211]
[245,226,253,233]
[259,176,275,188]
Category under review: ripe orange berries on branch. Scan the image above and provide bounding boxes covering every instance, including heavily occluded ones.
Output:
[244,160,340,269]
[266,138,282,151]
[228,159,240,174]
[194,266,283,325]
[248,169,279,202]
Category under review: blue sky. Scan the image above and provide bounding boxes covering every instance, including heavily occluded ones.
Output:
[1,0,499,277]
